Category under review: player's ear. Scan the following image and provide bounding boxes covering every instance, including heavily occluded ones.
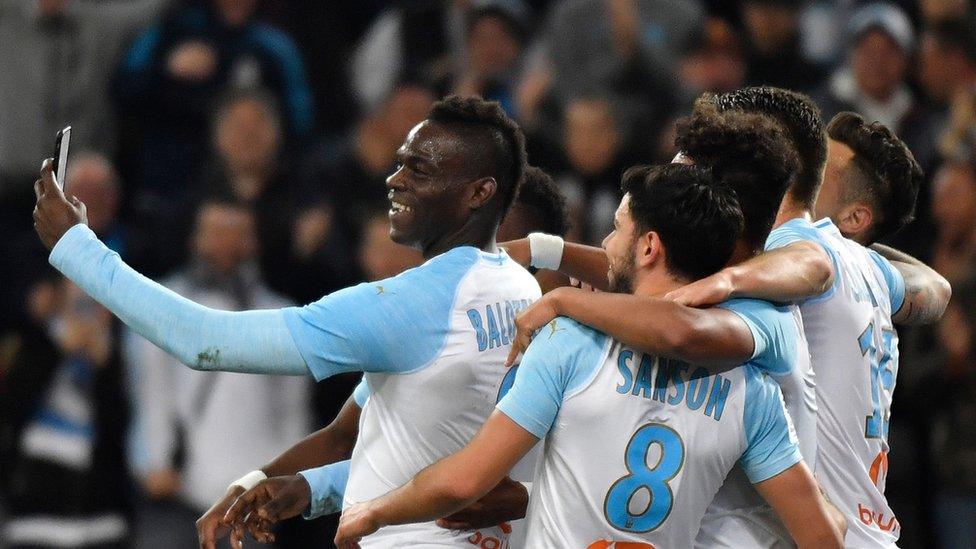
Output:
[636,231,661,269]
[468,177,497,210]
[837,203,873,240]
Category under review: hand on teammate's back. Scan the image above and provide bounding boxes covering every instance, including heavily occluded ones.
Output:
[505,288,565,367]
[663,269,735,307]
[221,475,312,546]
[33,158,88,250]
[196,485,244,549]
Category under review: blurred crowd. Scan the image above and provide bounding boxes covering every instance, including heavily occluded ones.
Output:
[1,0,976,547]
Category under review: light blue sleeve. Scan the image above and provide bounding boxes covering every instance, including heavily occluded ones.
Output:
[352,378,369,408]
[496,318,609,438]
[49,225,307,375]
[867,250,906,313]
[280,248,478,381]
[299,460,350,519]
[740,366,803,484]
[716,299,797,376]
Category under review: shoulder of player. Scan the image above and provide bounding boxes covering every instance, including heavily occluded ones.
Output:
[526,316,609,358]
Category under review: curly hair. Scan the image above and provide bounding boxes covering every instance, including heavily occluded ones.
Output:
[427,96,528,218]
[515,166,570,236]
[675,100,799,251]
[622,164,744,281]
[711,86,827,209]
[827,112,923,242]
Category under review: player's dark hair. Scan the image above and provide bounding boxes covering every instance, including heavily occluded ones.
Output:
[427,96,528,219]
[711,86,827,209]
[926,19,976,65]
[675,102,799,251]
[514,166,570,236]
[622,164,743,281]
[826,112,923,243]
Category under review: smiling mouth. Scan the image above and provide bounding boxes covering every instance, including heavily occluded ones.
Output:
[389,200,413,215]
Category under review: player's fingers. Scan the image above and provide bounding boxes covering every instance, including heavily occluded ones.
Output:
[34,179,43,200]
[435,518,472,530]
[505,340,520,367]
[222,491,257,525]
[39,158,65,199]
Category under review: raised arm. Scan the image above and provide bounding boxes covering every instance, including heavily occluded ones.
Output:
[34,160,307,375]
[665,240,834,307]
[502,236,611,290]
[754,463,846,548]
[334,411,538,546]
[871,244,951,325]
[507,287,756,368]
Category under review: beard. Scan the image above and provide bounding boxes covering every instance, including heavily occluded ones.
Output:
[607,253,635,294]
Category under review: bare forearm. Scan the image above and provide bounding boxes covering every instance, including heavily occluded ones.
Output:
[556,243,611,290]
[869,243,920,266]
[726,242,833,303]
[374,458,488,528]
[872,245,952,325]
[262,398,360,476]
[551,289,750,364]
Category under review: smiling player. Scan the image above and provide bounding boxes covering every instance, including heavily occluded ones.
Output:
[32,96,541,547]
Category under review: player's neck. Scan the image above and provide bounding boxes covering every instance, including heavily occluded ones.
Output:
[421,221,498,259]
[773,196,814,229]
[630,270,685,298]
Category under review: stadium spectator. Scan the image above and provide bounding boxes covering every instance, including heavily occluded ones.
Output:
[302,82,436,248]
[199,89,357,304]
[917,19,976,114]
[126,198,312,548]
[0,0,168,231]
[677,18,746,100]
[114,0,313,201]
[815,3,940,171]
[449,1,530,116]
[0,278,131,548]
[928,279,976,549]
[349,0,468,111]
[738,0,827,92]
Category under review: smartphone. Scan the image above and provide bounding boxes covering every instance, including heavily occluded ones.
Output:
[53,126,71,191]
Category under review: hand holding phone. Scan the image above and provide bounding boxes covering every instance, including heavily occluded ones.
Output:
[53,126,71,191]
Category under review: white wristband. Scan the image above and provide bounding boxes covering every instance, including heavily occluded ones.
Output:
[528,233,564,270]
[230,470,267,491]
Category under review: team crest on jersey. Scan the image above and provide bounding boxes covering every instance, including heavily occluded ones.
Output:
[586,541,656,549]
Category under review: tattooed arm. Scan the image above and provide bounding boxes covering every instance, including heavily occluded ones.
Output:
[871,244,951,325]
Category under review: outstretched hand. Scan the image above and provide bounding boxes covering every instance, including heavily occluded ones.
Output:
[221,475,312,546]
[335,501,381,548]
[33,158,88,250]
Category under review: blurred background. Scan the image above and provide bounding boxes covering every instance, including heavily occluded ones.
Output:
[1,0,975,547]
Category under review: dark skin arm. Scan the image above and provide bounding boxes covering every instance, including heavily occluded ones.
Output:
[507,286,755,368]
[870,244,951,325]
[196,396,363,549]
[502,239,610,291]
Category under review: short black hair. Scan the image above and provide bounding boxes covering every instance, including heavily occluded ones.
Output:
[514,166,570,236]
[712,86,827,209]
[926,19,976,65]
[675,101,799,251]
[427,96,528,218]
[827,112,923,243]
[621,164,744,281]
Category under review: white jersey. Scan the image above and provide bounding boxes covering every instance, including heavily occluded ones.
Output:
[496,315,803,548]
[696,305,816,549]
[765,218,906,548]
[283,247,541,547]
